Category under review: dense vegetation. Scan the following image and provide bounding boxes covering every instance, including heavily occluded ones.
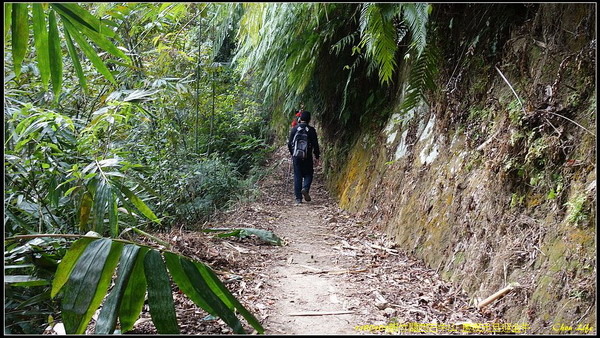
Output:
[4,3,433,334]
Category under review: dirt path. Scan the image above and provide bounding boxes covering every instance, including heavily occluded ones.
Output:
[134,146,493,334]
[261,201,366,334]
[218,146,380,334]
[211,146,492,335]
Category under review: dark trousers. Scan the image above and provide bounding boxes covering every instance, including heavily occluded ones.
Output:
[292,157,313,201]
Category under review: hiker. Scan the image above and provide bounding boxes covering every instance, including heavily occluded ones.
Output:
[288,110,320,204]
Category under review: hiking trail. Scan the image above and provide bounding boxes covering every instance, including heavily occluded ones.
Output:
[132,146,493,334]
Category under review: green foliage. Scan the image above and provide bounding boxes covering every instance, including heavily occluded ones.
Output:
[4,237,66,334]
[5,3,130,99]
[161,157,251,225]
[4,104,160,238]
[224,3,432,124]
[4,3,267,334]
[359,3,431,85]
[565,194,589,227]
[5,234,266,334]
[507,99,523,125]
[510,192,526,208]
[34,235,263,334]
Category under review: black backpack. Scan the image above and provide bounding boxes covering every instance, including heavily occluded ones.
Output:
[292,126,309,159]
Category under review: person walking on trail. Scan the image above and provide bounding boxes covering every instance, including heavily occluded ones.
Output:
[288,110,320,204]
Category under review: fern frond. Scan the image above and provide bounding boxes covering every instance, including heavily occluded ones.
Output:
[330,31,359,56]
[399,44,440,114]
[401,3,430,57]
[358,3,400,85]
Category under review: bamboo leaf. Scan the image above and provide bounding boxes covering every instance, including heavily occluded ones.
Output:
[4,275,50,287]
[51,237,95,298]
[95,244,139,334]
[63,25,87,92]
[204,228,283,246]
[117,184,160,224]
[119,247,148,333]
[11,3,29,78]
[60,238,112,333]
[51,3,116,38]
[53,4,128,61]
[180,258,245,334]
[74,240,123,334]
[61,16,116,84]
[93,179,109,234]
[163,252,217,316]
[144,250,180,334]
[48,10,63,99]
[32,4,50,90]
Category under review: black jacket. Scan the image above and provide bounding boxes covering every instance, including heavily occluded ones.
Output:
[288,123,320,160]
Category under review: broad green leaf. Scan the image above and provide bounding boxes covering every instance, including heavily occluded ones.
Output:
[63,185,80,198]
[180,258,245,334]
[51,237,95,298]
[11,3,28,78]
[75,240,123,334]
[32,4,50,90]
[61,238,112,333]
[61,17,116,84]
[197,261,265,333]
[119,247,148,332]
[117,184,160,224]
[95,245,139,334]
[163,252,217,316]
[144,250,179,334]
[48,10,63,99]
[63,25,87,92]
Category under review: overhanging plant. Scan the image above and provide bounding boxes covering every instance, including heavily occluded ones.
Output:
[6,233,265,334]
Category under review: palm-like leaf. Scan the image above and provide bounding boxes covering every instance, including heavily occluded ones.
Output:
[51,236,265,334]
